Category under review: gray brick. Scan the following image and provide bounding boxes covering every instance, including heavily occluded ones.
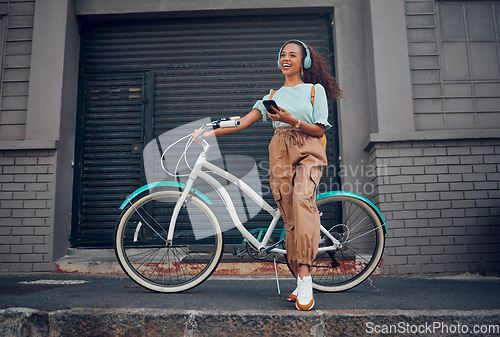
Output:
[3,166,25,174]
[455,236,478,244]
[25,165,49,174]
[420,245,444,254]
[413,157,435,165]
[449,182,474,191]
[403,201,427,210]
[21,236,44,244]
[465,208,490,217]
[9,263,34,272]
[438,174,462,183]
[474,181,497,190]
[430,236,454,245]
[408,255,432,264]
[473,164,497,173]
[392,193,416,202]
[426,183,449,192]
[462,173,486,181]
[432,255,456,264]
[427,200,451,209]
[423,148,446,156]
[461,156,484,164]
[486,172,500,181]
[392,228,418,237]
[484,155,500,164]
[399,148,423,157]
[435,156,460,165]
[441,208,464,218]
[401,166,425,175]
[457,253,482,263]
[389,157,413,167]
[417,227,442,236]
[402,183,426,192]
[444,244,468,254]
[375,148,400,157]
[469,244,493,254]
[22,218,46,226]
[1,183,25,191]
[24,182,48,191]
[379,202,404,212]
[471,146,494,155]
[0,174,14,183]
[474,199,499,208]
[393,210,417,220]
[389,175,413,184]
[11,227,34,236]
[406,236,430,246]
[439,191,464,200]
[429,218,453,227]
[449,165,473,174]
[1,200,23,208]
[13,191,36,199]
[452,217,476,227]
[451,200,475,208]
[415,192,439,200]
[464,190,488,199]
[0,254,20,262]
[37,174,54,183]
[395,264,421,274]
[10,245,33,254]
[447,147,470,155]
[20,254,44,263]
[15,157,37,165]
[385,238,406,247]
[425,166,449,175]
[416,209,441,218]
[12,209,35,217]
[395,246,420,255]
[414,175,437,183]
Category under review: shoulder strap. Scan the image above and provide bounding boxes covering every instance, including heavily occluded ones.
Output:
[270,90,277,100]
[311,85,315,105]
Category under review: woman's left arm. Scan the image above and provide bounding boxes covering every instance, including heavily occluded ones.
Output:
[267,107,325,138]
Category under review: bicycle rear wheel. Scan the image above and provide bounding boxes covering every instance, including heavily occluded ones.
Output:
[311,195,385,292]
[115,190,223,293]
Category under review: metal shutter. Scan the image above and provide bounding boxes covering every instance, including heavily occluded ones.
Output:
[73,14,339,247]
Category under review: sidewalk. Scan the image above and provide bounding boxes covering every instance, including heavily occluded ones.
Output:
[1,250,500,336]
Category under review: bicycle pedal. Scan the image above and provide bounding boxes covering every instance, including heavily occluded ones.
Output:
[232,247,247,258]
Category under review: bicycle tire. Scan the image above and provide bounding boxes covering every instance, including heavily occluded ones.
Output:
[287,195,385,292]
[115,190,224,293]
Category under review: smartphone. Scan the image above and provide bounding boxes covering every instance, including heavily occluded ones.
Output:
[263,100,279,114]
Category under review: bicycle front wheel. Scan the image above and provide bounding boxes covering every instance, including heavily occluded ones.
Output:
[115,190,223,293]
[311,195,385,292]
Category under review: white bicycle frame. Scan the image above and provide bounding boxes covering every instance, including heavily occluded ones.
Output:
[166,128,342,255]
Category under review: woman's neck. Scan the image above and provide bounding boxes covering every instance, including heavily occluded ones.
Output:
[284,74,304,87]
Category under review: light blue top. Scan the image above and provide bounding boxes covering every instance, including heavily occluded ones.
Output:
[253,83,331,130]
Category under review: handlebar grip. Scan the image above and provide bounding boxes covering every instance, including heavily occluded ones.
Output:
[219,119,240,128]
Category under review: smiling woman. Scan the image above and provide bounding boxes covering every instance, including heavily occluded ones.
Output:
[205,40,342,311]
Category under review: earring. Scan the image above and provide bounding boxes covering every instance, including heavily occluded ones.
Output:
[301,67,304,76]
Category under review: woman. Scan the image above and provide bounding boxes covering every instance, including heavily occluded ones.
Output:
[206,40,341,310]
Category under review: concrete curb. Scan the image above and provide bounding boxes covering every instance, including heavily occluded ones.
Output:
[2,307,499,337]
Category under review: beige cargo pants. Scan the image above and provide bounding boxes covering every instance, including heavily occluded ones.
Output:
[268,126,328,276]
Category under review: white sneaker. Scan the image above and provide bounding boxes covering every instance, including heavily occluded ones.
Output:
[295,275,314,311]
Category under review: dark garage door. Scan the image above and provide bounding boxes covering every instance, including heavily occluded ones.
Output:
[72,14,339,247]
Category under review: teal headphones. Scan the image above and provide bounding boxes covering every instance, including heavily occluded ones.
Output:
[277,40,312,70]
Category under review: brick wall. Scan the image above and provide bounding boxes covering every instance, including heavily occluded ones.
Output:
[369,138,500,275]
[0,149,56,272]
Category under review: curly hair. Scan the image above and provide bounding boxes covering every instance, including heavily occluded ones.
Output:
[287,41,343,99]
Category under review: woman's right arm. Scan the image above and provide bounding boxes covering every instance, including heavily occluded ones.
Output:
[205,109,262,137]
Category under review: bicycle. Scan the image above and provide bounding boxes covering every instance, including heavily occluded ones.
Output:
[114,118,387,293]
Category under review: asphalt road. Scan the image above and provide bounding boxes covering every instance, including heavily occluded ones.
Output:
[1,273,499,312]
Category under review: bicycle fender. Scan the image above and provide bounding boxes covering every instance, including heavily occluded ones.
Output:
[316,191,387,234]
[119,181,212,210]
